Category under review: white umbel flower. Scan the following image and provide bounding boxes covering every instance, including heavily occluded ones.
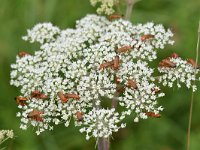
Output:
[80,108,125,140]
[22,23,60,44]
[90,0,119,15]
[158,56,200,91]
[0,130,14,143]
[11,14,196,140]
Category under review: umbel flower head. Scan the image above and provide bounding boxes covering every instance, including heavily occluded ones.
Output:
[90,0,119,15]
[0,130,14,144]
[10,14,200,140]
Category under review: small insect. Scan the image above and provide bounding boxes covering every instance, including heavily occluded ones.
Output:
[187,58,199,69]
[151,88,161,93]
[31,90,48,99]
[115,76,121,84]
[146,112,161,118]
[159,59,176,68]
[27,110,44,122]
[15,96,28,106]
[18,52,30,57]
[117,46,132,53]
[65,93,80,100]
[76,111,84,121]
[108,14,123,21]
[99,56,120,70]
[116,86,125,93]
[113,56,120,70]
[127,79,138,89]
[170,53,179,59]
[31,90,41,98]
[57,91,68,103]
[39,94,48,99]
[99,61,114,70]
[140,34,154,41]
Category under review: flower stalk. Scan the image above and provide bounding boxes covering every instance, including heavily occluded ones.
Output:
[125,0,140,20]
[186,21,200,150]
[98,137,110,150]
[99,1,136,149]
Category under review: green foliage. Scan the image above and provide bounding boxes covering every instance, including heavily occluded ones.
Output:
[0,0,199,149]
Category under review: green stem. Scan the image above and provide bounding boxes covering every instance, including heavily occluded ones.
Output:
[186,21,200,150]
[0,137,9,145]
[124,0,140,20]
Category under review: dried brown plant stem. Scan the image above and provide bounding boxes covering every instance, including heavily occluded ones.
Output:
[124,0,140,20]
[97,101,110,150]
[186,21,200,150]
[97,92,110,150]
[98,137,110,150]
[98,87,119,150]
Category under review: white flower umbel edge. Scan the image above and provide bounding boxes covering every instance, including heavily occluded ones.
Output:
[11,14,197,140]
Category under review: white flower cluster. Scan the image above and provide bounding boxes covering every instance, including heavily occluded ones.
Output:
[158,56,200,91]
[90,0,119,15]
[22,23,60,44]
[10,14,179,139]
[80,108,126,140]
[0,130,14,144]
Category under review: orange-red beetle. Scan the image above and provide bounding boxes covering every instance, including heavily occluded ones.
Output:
[15,96,28,106]
[114,76,121,84]
[108,14,123,21]
[99,56,120,70]
[31,90,48,99]
[116,86,125,93]
[99,61,114,70]
[65,93,80,100]
[113,56,120,70]
[57,91,68,103]
[187,58,199,69]
[39,94,48,99]
[114,77,125,93]
[76,111,84,121]
[170,53,179,59]
[141,34,154,41]
[127,79,138,89]
[146,112,161,118]
[27,110,44,122]
[18,52,30,57]
[31,90,41,98]
[117,46,132,53]
[151,88,161,93]
[159,59,176,68]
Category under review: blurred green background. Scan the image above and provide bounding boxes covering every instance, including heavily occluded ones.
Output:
[0,0,200,150]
